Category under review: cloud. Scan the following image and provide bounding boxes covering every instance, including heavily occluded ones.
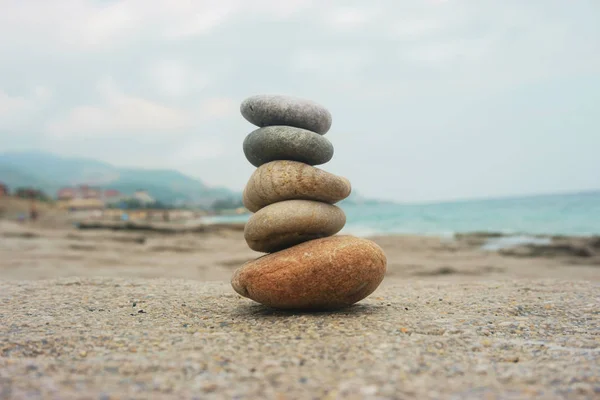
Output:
[0,86,51,117]
[44,78,236,139]
[67,1,137,49]
[0,0,316,52]
[0,86,52,133]
[198,98,238,120]
[389,18,442,38]
[45,79,192,138]
[0,90,30,117]
[1,1,226,51]
[290,49,371,81]
[404,37,489,65]
[0,0,137,51]
[147,60,210,97]
[32,86,52,101]
[163,3,238,39]
[169,138,226,163]
[327,7,381,31]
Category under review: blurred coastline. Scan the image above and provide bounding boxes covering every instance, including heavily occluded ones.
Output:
[204,190,600,237]
[1,191,599,283]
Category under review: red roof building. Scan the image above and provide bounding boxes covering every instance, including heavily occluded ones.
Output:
[104,189,121,198]
[57,187,76,200]
[57,185,109,200]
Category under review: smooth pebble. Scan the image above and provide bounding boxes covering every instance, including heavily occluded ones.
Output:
[243,126,334,168]
[244,200,345,253]
[241,94,332,135]
[243,160,351,212]
[232,235,387,310]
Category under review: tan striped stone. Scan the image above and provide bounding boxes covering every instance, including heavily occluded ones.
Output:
[244,200,346,253]
[243,160,351,212]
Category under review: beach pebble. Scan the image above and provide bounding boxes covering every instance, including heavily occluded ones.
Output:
[232,235,387,310]
[244,200,345,253]
[243,160,351,212]
[241,94,332,134]
[243,126,334,168]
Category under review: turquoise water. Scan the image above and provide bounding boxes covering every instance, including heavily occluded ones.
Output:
[204,191,600,237]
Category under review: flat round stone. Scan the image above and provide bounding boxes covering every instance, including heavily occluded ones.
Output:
[243,160,351,212]
[240,94,332,134]
[232,235,387,310]
[243,126,334,168]
[244,200,345,253]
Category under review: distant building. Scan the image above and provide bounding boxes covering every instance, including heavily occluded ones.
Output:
[104,189,120,198]
[61,184,102,199]
[80,185,101,199]
[57,185,120,202]
[103,189,124,205]
[0,182,8,197]
[57,186,155,209]
[65,198,105,211]
[57,187,77,200]
[133,189,155,205]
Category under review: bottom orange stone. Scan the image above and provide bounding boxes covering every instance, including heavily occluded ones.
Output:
[231,235,387,310]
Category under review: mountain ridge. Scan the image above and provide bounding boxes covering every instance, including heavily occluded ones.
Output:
[0,151,383,208]
[0,151,239,207]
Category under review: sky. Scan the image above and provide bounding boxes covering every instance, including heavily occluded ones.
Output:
[0,0,599,203]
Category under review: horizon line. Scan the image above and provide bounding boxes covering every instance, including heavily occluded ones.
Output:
[1,150,598,206]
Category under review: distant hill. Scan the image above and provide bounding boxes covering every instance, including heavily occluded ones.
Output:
[0,163,52,191]
[0,151,239,207]
[0,152,115,187]
[0,151,388,208]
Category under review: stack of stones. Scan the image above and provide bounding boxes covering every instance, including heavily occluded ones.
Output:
[231,94,387,310]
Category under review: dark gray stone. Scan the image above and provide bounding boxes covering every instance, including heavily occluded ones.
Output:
[240,95,332,134]
[243,126,334,167]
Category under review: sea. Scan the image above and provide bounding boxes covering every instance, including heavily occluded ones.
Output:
[203,191,600,247]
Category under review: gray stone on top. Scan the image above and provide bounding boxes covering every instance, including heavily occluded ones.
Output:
[243,126,334,168]
[240,94,332,135]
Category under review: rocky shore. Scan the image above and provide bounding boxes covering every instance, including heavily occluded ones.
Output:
[454,232,600,265]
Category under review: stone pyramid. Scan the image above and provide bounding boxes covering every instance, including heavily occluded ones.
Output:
[231,94,387,310]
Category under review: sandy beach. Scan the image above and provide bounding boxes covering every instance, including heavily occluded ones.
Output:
[1,220,599,399]
[2,220,600,283]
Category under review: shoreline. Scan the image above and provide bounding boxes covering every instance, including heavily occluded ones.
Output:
[9,216,599,240]
[1,220,599,282]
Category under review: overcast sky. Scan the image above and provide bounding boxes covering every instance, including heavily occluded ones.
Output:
[0,0,599,203]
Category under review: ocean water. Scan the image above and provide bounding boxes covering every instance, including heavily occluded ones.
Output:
[204,191,600,238]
